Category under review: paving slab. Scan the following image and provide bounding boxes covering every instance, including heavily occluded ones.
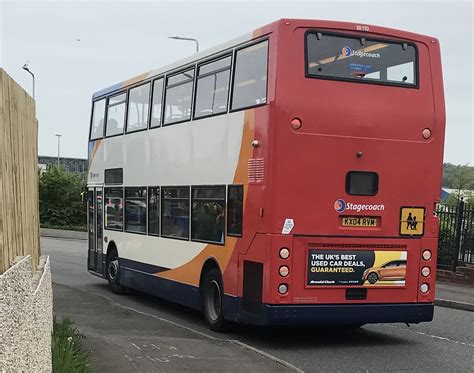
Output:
[435,281,474,312]
[53,283,291,372]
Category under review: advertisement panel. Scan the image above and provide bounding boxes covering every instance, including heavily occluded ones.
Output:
[307,249,407,286]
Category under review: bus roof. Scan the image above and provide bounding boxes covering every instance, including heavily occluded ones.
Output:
[92,30,256,100]
[92,18,437,100]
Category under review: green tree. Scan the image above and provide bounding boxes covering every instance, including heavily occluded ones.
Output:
[442,163,474,189]
[39,166,86,230]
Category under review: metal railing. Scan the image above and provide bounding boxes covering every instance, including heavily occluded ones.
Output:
[437,200,474,271]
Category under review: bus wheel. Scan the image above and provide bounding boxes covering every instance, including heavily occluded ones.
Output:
[367,272,379,284]
[106,249,126,295]
[201,268,226,332]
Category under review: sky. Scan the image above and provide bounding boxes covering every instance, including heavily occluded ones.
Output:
[0,0,473,164]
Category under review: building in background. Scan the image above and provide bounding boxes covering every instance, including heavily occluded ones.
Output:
[38,156,87,174]
[441,187,473,203]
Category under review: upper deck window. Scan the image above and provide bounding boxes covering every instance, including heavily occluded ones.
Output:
[127,83,151,133]
[90,99,106,140]
[150,78,164,128]
[231,40,268,111]
[106,93,127,137]
[306,31,417,87]
[164,68,194,125]
[194,56,231,118]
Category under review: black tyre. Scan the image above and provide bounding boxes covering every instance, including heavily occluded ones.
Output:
[106,249,126,295]
[200,268,226,332]
[344,324,365,329]
[367,272,379,284]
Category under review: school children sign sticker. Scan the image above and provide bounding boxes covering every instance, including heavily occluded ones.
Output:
[400,207,425,236]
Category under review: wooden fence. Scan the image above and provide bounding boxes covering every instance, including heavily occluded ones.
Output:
[0,68,40,273]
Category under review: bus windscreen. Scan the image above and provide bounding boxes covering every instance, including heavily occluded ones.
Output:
[306,31,417,87]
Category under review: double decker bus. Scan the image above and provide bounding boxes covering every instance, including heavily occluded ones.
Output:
[87,19,445,331]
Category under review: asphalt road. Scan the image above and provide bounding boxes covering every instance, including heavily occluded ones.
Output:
[42,237,474,372]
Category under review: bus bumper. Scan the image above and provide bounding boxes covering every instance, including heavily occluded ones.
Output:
[232,302,434,326]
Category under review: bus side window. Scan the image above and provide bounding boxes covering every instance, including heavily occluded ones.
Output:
[104,187,124,231]
[163,69,195,126]
[194,56,232,119]
[106,93,127,137]
[148,187,160,235]
[127,83,151,133]
[227,185,243,237]
[231,40,268,111]
[124,187,147,234]
[150,78,164,128]
[161,187,190,239]
[90,99,106,140]
[191,186,226,244]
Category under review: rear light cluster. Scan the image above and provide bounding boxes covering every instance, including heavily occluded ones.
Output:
[420,249,432,294]
[278,284,288,295]
[279,266,289,277]
[420,283,429,294]
[290,118,302,130]
[422,128,432,139]
[278,247,290,295]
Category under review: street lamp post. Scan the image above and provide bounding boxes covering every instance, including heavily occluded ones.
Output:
[168,36,200,53]
[21,63,35,99]
[55,134,61,168]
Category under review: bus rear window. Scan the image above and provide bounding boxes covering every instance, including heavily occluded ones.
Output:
[306,31,417,87]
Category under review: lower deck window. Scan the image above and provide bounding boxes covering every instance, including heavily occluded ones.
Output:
[104,188,124,230]
[191,186,225,243]
[148,187,160,235]
[161,187,190,239]
[227,185,243,236]
[125,187,147,233]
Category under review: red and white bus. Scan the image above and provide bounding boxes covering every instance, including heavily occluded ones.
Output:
[87,19,445,331]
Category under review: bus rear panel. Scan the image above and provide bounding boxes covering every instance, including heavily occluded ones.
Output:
[230,20,444,325]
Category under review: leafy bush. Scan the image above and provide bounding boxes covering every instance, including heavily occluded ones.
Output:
[52,317,91,373]
[39,166,86,229]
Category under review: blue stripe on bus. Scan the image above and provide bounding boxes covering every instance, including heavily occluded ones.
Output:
[119,257,170,274]
[258,302,434,326]
[116,264,434,326]
[120,265,200,310]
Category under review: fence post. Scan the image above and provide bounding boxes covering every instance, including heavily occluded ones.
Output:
[453,198,464,272]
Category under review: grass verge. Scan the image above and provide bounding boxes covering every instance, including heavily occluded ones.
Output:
[41,223,87,232]
[52,316,92,373]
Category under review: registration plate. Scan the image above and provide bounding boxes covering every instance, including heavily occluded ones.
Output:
[341,216,378,227]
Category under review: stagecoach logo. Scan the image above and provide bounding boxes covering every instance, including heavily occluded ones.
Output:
[342,46,352,57]
[334,199,347,213]
[334,199,385,213]
[341,46,381,59]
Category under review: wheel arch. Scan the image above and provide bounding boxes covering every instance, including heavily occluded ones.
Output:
[106,240,118,259]
[199,257,223,291]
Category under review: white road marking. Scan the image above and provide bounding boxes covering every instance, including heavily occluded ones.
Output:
[131,342,141,350]
[382,324,474,348]
[230,339,305,373]
[123,354,143,372]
